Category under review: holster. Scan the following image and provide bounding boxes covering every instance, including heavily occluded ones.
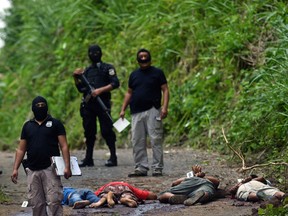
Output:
[22,159,28,175]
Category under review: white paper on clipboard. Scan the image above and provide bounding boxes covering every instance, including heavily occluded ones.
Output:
[113,118,130,133]
[52,156,81,176]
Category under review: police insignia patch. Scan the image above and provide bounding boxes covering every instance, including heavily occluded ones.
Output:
[109,69,115,76]
[46,121,52,127]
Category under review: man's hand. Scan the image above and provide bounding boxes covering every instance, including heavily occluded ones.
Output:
[73,68,84,76]
[229,182,242,195]
[120,110,125,119]
[160,107,168,119]
[11,170,18,184]
[91,89,101,97]
[171,177,185,186]
[64,167,72,179]
[171,180,178,187]
[192,165,202,174]
[195,172,205,178]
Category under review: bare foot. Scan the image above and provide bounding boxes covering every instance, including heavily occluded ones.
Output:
[120,197,138,207]
[107,191,115,208]
[89,197,107,208]
[73,200,90,209]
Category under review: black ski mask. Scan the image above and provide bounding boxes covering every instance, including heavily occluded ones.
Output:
[88,45,102,63]
[137,48,151,63]
[32,96,48,121]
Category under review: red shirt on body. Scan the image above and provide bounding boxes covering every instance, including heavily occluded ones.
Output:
[95,181,150,200]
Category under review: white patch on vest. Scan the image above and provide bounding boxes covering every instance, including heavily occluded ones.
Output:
[46,121,52,127]
[109,69,115,76]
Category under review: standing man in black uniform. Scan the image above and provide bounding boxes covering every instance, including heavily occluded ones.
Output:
[73,44,119,167]
[11,96,72,216]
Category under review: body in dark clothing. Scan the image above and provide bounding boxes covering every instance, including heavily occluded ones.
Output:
[158,165,220,206]
[73,44,120,167]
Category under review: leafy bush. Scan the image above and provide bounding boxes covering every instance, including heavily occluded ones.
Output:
[258,197,288,216]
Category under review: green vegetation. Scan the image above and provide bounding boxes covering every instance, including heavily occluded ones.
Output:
[258,197,288,215]
[0,0,287,165]
[0,187,10,203]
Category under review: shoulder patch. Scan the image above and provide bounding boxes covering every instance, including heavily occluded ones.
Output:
[109,69,115,76]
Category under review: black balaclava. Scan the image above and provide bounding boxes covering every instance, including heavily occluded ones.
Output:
[88,45,102,63]
[137,48,151,63]
[32,96,48,121]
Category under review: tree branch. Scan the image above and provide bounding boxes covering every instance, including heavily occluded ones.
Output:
[222,127,288,173]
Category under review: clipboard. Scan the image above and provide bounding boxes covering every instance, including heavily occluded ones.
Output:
[51,156,82,176]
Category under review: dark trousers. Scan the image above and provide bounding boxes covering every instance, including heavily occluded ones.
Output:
[80,101,116,161]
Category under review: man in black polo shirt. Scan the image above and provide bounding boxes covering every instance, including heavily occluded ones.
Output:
[11,96,72,216]
[120,48,169,177]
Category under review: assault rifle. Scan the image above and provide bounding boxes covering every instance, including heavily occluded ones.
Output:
[77,73,113,122]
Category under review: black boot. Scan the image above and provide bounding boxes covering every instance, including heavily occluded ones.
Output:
[105,156,117,167]
[79,158,94,167]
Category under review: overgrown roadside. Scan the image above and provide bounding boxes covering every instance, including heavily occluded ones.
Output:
[0,148,259,216]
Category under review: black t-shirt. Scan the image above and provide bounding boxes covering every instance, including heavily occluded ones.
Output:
[128,66,167,114]
[21,115,66,170]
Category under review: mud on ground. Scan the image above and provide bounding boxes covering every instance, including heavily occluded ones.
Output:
[0,148,260,216]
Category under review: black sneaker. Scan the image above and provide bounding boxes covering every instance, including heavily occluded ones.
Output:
[79,159,94,167]
[184,191,205,206]
[105,158,117,167]
[169,195,188,204]
[128,170,147,177]
[152,170,163,176]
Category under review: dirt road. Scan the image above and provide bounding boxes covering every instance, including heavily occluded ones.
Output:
[0,148,258,216]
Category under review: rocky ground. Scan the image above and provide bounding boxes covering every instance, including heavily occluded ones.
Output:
[0,147,260,216]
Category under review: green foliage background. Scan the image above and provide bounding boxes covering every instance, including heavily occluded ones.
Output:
[0,0,287,166]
